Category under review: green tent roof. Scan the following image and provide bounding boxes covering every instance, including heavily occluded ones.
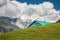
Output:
[29,19,50,27]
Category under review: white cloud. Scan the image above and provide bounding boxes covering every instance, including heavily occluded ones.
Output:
[0,0,7,7]
[0,0,60,23]
[42,2,54,9]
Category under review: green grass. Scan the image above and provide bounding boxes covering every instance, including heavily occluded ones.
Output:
[1,22,60,40]
[0,33,3,40]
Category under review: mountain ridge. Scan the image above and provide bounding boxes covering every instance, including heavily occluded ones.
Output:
[0,16,20,33]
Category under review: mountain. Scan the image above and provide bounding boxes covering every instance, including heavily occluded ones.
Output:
[0,16,20,33]
[1,22,60,40]
[57,19,60,22]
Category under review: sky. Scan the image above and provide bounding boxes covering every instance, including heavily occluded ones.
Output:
[17,0,60,10]
[0,0,60,22]
[0,0,60,28]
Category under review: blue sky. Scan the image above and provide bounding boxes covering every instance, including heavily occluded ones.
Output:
[17,0,60,10]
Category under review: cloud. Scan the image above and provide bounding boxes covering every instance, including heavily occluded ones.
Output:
[42,2,54,9]
[0,0,7,7]
[0,0,60,23]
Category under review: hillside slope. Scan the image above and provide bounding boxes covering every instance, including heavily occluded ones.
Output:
[1,22,60,40]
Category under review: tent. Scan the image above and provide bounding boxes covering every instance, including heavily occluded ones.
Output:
[29,19,50,27]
